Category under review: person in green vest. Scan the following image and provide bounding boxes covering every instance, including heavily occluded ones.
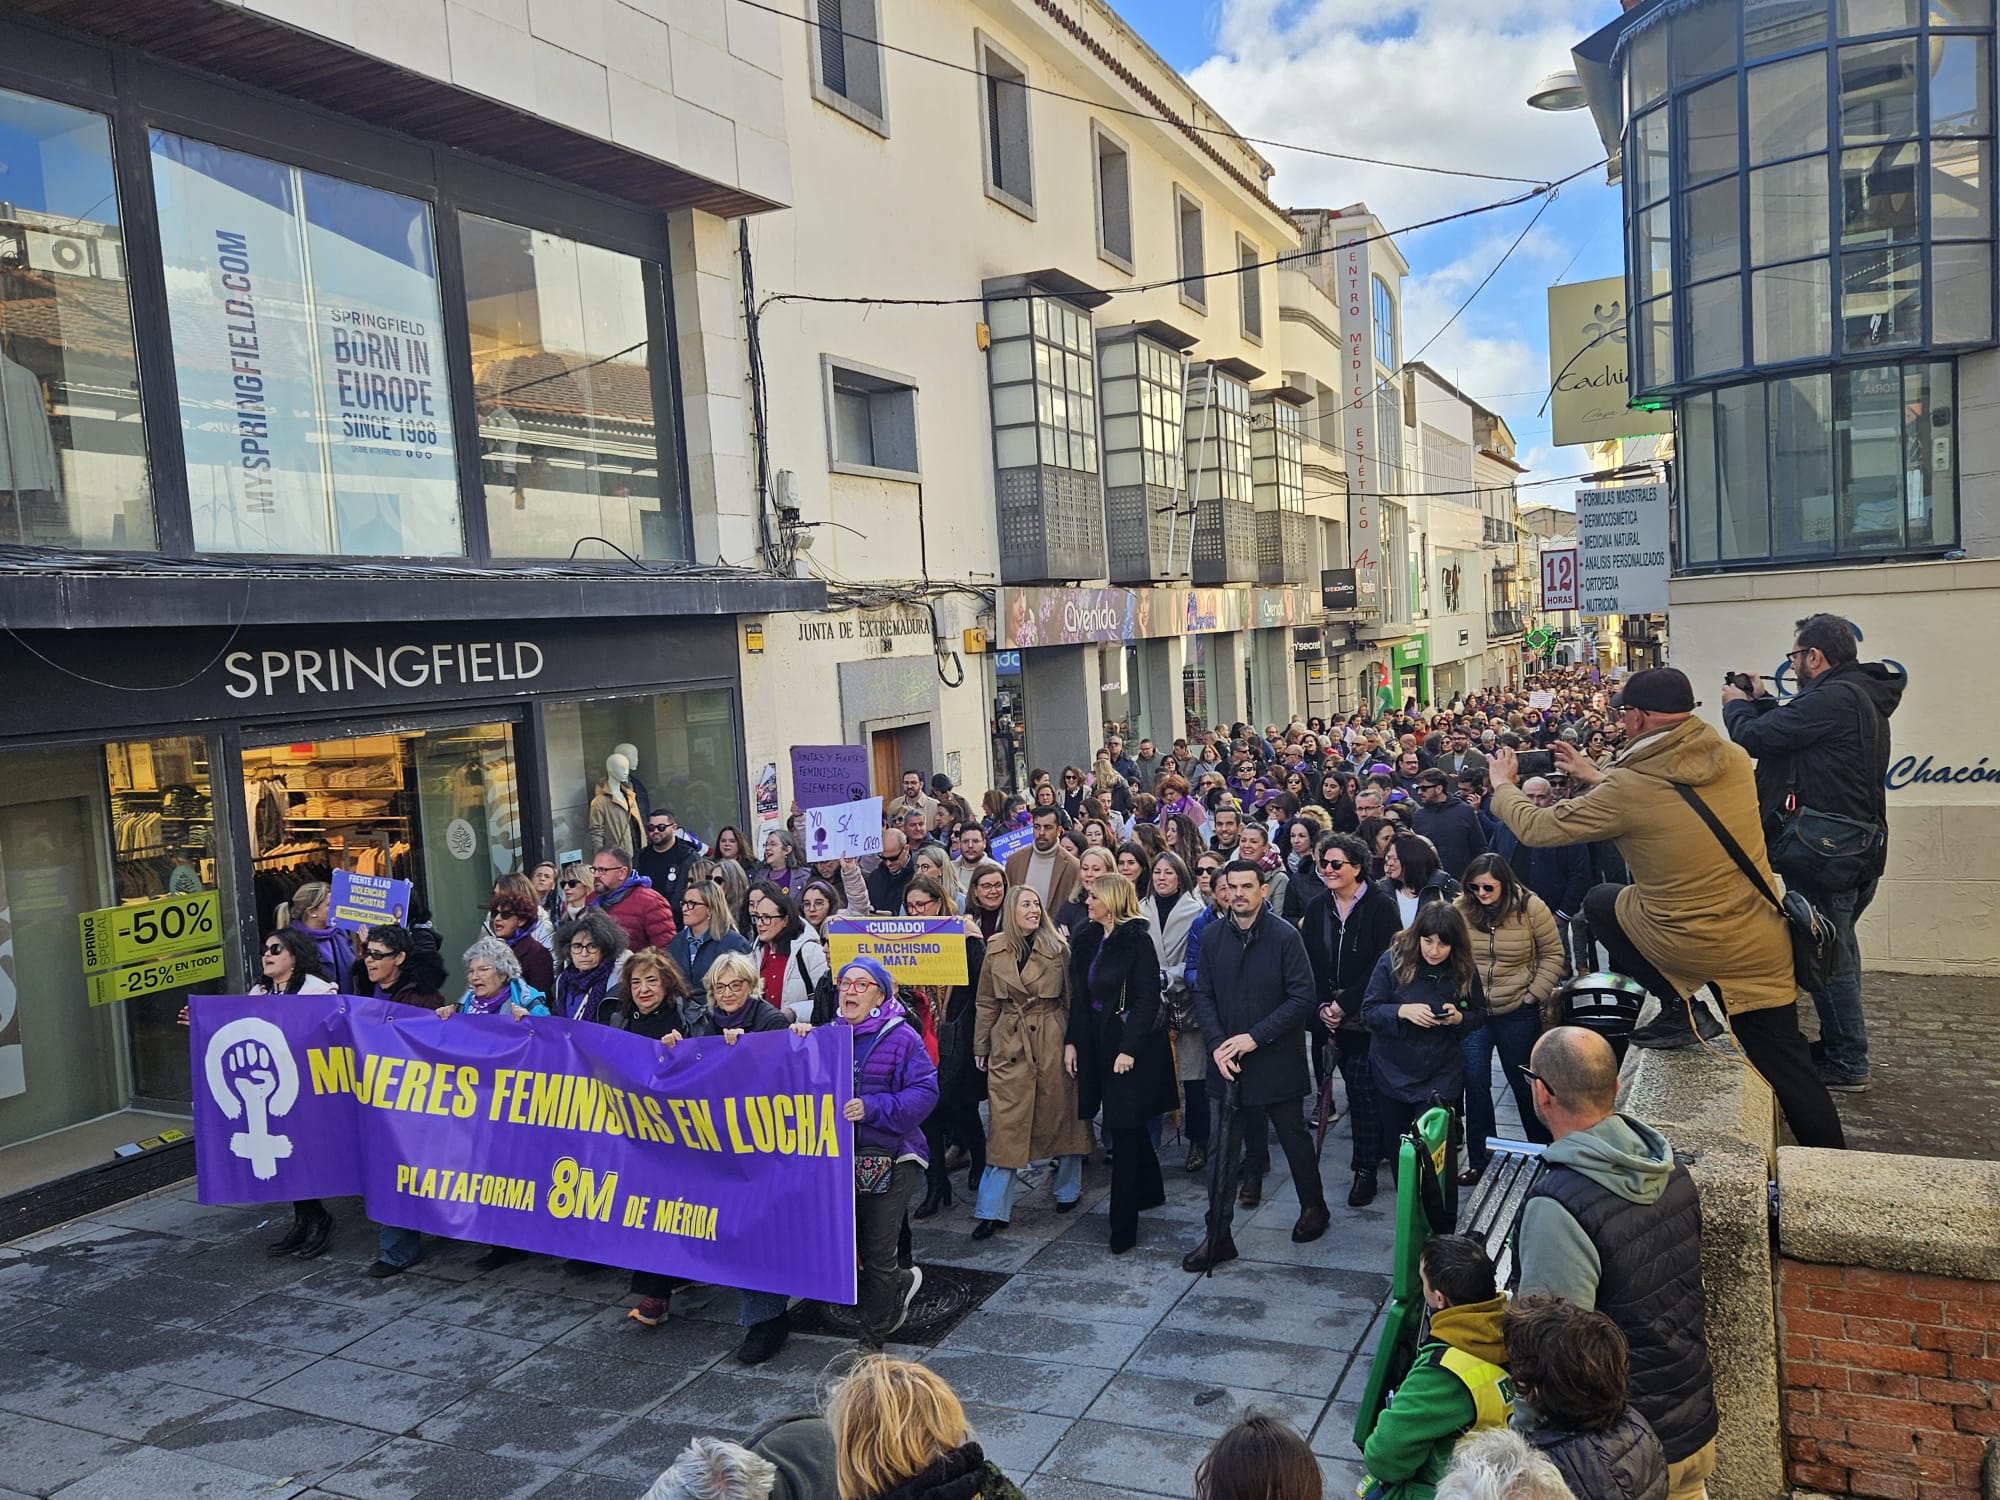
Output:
[1360,1234,1515,1500]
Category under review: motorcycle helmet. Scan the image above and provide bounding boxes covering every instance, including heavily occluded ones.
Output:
[1556,970,1648,1039]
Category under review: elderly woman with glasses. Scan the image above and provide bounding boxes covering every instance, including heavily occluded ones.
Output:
[833,956,938,1349]
[626,948,810,1360]
[440,934,549,1019]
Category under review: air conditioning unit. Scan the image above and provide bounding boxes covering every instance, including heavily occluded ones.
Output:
[23,230,125,281]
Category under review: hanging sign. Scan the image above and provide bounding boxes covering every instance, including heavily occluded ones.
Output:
[88,948,227,1008]
[79,891,222,974]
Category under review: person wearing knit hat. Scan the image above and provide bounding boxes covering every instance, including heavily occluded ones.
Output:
[834,954,938,1347]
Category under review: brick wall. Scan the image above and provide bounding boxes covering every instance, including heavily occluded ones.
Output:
[1777,1257,2000,1500]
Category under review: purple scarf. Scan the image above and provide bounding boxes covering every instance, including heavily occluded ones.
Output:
[555,959,615,1021]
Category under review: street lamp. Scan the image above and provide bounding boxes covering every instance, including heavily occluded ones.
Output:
[1526,68,1587,112]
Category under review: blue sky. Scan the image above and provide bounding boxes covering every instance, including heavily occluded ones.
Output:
[1110,0,1630,499]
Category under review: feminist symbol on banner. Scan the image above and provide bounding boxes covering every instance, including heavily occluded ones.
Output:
[205,1017,300,1179]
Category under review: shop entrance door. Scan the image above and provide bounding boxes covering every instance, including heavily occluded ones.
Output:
[243,720,520,963]
[868,722,934,799]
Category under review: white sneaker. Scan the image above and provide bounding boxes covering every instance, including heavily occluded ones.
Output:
[887,1264,924,1335]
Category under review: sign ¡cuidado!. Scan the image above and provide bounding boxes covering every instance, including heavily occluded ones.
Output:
[825,918,970,986]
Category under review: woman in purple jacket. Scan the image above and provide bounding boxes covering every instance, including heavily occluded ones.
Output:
[836,955,939,1349]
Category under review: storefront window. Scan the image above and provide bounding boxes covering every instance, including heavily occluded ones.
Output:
[1677,357,1956,566]
[461,214,685,562]
[151,132,463,557]
[107,734,230,1106]
[0,750,121,1160]
[544,689,741,863]
[243,723,520,959]
[0,88,152,550]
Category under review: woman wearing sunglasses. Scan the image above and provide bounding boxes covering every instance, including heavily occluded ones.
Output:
[1452,855,1563,1184]
[251,928,338,1259]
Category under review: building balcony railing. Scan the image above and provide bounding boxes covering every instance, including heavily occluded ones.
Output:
[1489,608,1526,638]
[1482,516,1515,544]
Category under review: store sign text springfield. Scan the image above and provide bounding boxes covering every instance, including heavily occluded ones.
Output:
[225,640,548,700]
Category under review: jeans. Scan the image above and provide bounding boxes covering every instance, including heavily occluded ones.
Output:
[376,1223,423,1269]
[1205,1091,1325,1240]
[1583,882,1845,1150]
[1794,877,1872,1079]
[974,1156,1084,1222]
[1460,1006,1551,1169]
[855,1160,923,1344]
[626,1272,786,1326]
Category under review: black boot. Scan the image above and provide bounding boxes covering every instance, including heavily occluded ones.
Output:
[736,1311,792,1366]
[266,1206,310,1258]
[912,1180,953,1220]
[294,1204,335,1259]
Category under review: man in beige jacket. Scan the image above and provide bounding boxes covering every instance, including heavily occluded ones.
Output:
[1486,668,1843,1149]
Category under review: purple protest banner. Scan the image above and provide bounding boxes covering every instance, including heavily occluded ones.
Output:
[189,995,857,1304]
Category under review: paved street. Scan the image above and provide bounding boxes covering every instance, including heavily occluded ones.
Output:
[0,1129,1403,1500]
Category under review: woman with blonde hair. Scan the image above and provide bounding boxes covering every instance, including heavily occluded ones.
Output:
[827,1357,1026,1500]
[278,879,356,988]
[970,886,1093,1237]
[1068,873,1175,1253]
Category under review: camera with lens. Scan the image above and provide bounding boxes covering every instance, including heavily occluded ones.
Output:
[1725,672,1758,694]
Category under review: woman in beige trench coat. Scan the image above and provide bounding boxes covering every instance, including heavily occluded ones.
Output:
[970,886,1096,1238]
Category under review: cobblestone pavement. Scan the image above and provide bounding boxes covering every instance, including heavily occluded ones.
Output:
[1798,971,2000,1162]
[0,1122,1417,1500]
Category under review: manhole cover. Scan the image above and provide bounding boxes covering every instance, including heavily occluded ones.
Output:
[790,1266,1012,1347]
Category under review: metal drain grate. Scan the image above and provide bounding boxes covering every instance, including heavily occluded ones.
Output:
[789,1266,1012,1347]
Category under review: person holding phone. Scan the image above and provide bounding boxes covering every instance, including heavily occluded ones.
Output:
[1360,904,1488,1163]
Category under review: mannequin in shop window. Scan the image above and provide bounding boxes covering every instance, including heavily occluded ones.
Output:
[0,332,64,547]
[592,754,644,855]
[612,742,652,825]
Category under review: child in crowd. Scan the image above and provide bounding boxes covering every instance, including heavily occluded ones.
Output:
[1360,1235,1514,1500]
[1504,1294,1668,1500]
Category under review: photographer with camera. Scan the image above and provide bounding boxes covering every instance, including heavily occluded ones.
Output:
[1721,615,1903,1093]
[1487,668,1844,1150]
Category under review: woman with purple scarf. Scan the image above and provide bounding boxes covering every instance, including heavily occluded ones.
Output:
[281,880,356,991]
[550,907,628,1023]
[439,935,549,1018]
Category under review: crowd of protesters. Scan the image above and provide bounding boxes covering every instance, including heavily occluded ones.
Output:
[194,635,1899,1500]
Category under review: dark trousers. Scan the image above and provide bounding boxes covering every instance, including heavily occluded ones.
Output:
[1378,1095,1425,1178]
[1336,1031,1384,1173]
[1583,882,1846,1150]
[1207,1090,1325,1238]
[922,1099,985,1196]
[1461,1005,1552,1168]
[1105,1126,1164,1240]
[856,1160,923,1343]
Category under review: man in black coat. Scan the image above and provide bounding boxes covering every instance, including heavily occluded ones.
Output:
[1411,768,1487,886]
[1183,859,1328,1272]
[1722,613,1904,1091]
[1298,832,1403,1207]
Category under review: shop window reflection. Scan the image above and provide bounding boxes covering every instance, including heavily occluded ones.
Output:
[545,689,741,865]
[461,213,686,562]
[0,87,152,550]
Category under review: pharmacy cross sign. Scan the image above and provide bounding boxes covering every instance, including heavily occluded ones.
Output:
[1525,628,1559,655]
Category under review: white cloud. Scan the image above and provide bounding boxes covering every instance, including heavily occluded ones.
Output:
[1184,0,1615,224]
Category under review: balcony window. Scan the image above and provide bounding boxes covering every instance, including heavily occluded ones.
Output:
[1625,0,1997,396]
[0,87,151,549]
[1676,357,1956,567]
[152,131,462,557]
[1099,334,1183,490]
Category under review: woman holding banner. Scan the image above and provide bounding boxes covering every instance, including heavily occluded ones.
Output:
[1068,874,1175,1254]
[835,955,938,1349]
[241,928,339,1259]
[628,949,810,1362]
[969,886,1092,1238]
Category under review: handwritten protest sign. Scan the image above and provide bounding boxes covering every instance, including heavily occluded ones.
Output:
[803,797,883,862]
[190,996,857,1302]
[329,870,413,934]
[826,917,970,986]
[791,746,871,808]
[1527,690,1555,711]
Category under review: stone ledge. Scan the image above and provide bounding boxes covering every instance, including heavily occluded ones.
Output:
[1776,1146,2000,1280]
[1620,1040,1784,1500]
